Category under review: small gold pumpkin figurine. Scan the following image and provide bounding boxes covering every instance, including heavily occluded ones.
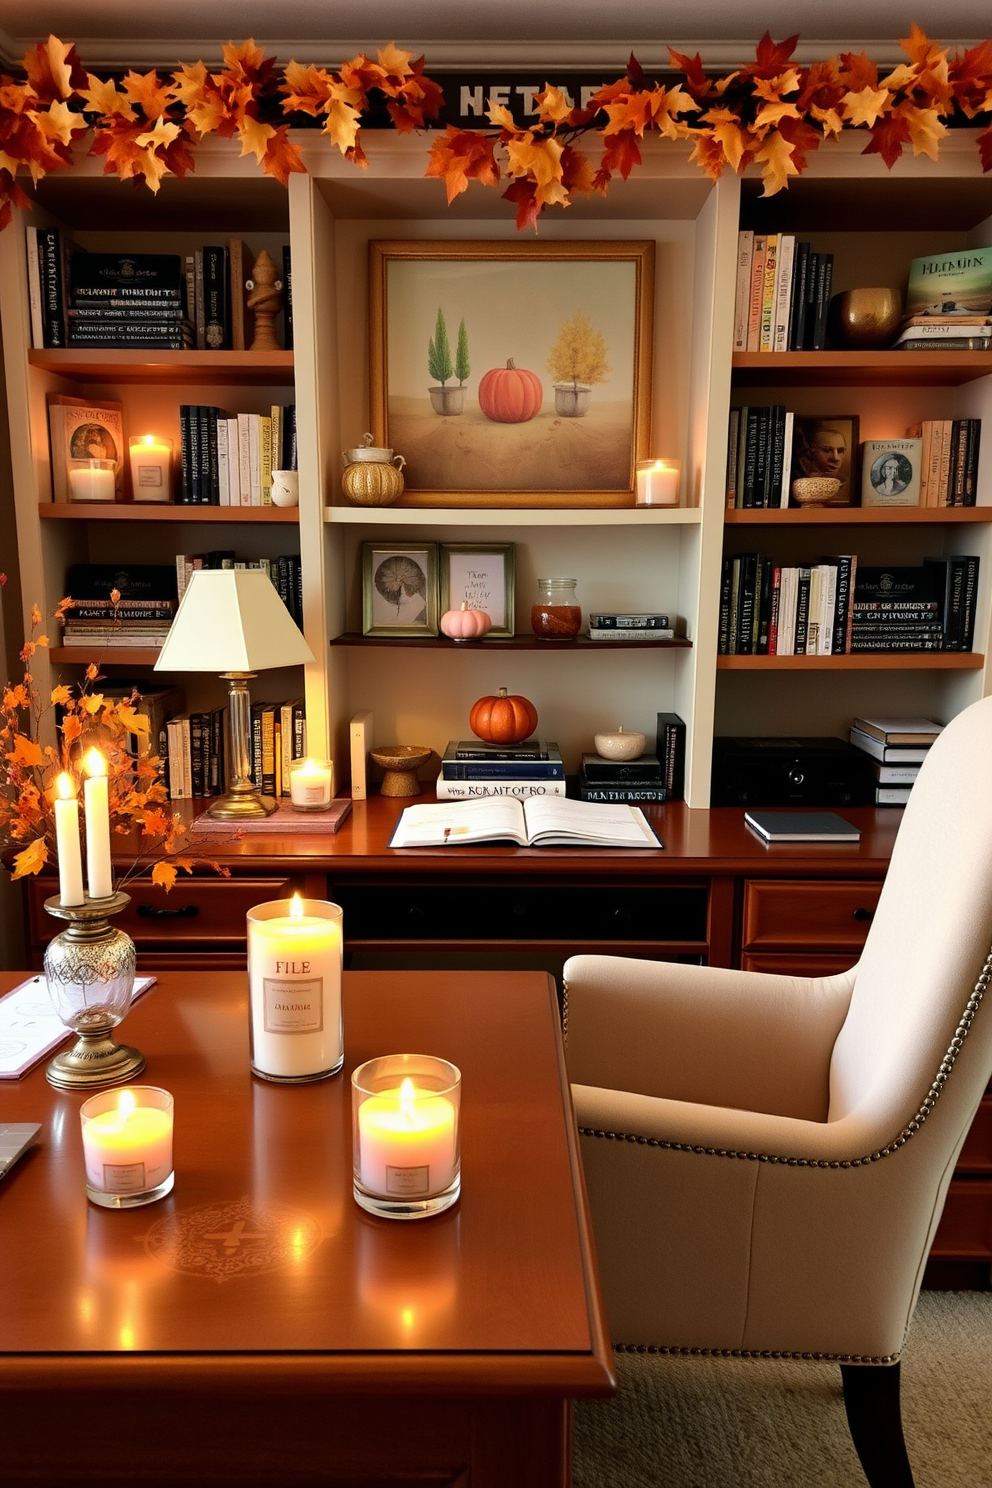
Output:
[340,458,405,507]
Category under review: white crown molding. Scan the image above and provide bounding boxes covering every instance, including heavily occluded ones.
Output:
[0,33,985,73]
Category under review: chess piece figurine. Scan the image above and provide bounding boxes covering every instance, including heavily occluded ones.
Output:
[246,249,284,352]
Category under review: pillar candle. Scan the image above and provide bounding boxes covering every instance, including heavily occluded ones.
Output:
[635,459,681,506]
[357,1078,457,1199]
[128,435,173,503]
[54,772,85,907]
[81,1088,173,1197]
[68,462,116,502]
[289,758,334,810]
[83,748,113,899]
[247,897,343,1081]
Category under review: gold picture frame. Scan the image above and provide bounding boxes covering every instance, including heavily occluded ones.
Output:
[362,542,438,637]
[369,239,654,509]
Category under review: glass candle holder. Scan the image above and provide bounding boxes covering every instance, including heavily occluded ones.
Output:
[352,1054,461,1220]
[531,577,581,639]
[289,757,334,811]
[247,898,344,1083]
[68,458,117,503]
[635,458,681,506]
[80,1085,174,1208]
[129,435,173,503]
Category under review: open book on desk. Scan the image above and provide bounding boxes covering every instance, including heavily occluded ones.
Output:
[390,794,662,849]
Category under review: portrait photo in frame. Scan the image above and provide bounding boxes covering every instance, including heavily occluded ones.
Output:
[362,542,438,637]
[369,240,655,509]
[789,414,860,506]
[439,543,515,638]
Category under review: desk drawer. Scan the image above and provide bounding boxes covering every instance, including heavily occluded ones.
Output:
[28,876,294,950]
[742,879,882,956]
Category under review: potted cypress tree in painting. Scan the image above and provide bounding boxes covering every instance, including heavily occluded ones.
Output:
[428,308,466,415]
[547,310,610,417]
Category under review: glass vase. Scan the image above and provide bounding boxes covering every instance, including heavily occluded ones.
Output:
[531,577,582,640]
[43,890,144,1091]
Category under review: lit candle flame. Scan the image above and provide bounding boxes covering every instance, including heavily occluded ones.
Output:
[400,1076,417,1124]
[290,894,304,919]
[84,747,107,778]
[56,772,76,800]
[143,434,156,447]
[117,1089,136,1120]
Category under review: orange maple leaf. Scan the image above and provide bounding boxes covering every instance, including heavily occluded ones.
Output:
[842,85,892,129]
[703,112,752,173]
[950,40,992,117]
[559,143,596,197]
[899,23,946,71]
[376,42,415,81]
[77,74,135,120]
[23,35,78,102]
[321,96,363,157]
[262,126,306,186]
[238,114,275,164]
[279,61,337,116]
[599,128,643,182]
[753,100,801,131]
[754,129,801,194]
[425,126,500,203]
[151,860,177,891]
[11,835,48,880]
[501,178,542,233]
[896,100,947,160]
[536,84,575,126]
[504,134,568,211]
[3,684,29,709]
[668,47,717,102]
[49,684,72,707]
[61,713,82,743]
[776,115,824,174]
[840,53,881,92]
[122,69,178,123]
[7,734,43,767]
[747,32,801,79]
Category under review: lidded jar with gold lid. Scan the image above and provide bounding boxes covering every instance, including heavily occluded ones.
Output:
[531,577,581,640]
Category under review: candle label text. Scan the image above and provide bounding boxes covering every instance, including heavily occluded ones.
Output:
[101,1161,147,1192]
[262,976,323,1034]
[385,1164,431,1196]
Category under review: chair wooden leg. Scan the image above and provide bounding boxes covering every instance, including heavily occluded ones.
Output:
[840,1362,915,1488]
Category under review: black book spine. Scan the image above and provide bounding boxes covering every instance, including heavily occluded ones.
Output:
[811,253,833,349]
[579,785,668,802]
[828,557,854,655]
[788,241,810,350]
[750,409,771,509]
[961,555,980,651]
[964,419,981,506]
[725,407,740,507]
[850,637,944,651]
[39,227,67,347]
[202,246,229,350]
[656,713,686,801]
[189,713,206,799]
[766,405,786,506]
[177,406,193,503]
[736,553,758,655]
[285,403,298,470]
[187,405,202,503]
[70,286,182,301]
[718,556,732,656]
[205,407,221,504]
[755,553,773,654]
[802,253,819,349]
[282,245,293,350]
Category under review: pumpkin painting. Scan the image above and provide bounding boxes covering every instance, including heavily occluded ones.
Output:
[440,601,492,641]
[478,359,543,423]
[469,687,539,745]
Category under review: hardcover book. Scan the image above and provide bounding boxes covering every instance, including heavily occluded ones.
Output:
[435,778,567,799]
[391,796,661,848]
[47,395,125,503]
[903,246,992,320]
[744,810,860,843]
[581,752,663,781]
[861,438,923,507]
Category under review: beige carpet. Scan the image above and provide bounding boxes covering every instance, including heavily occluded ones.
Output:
[572,1292,992,1487]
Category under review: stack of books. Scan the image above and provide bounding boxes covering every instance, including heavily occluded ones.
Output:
[178,403,296,505]
[850,567,944,653]
[435,740,565,799]
[905,418,982,505]
[848,717,944,805]
[733,232,834,353]
[66,252,193,349]
[895,247,992,351]
[587,611,677,640]
[62,563,178,650]
[579,752,666,802]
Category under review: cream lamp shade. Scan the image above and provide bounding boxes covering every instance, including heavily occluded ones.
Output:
[154,569,315,672]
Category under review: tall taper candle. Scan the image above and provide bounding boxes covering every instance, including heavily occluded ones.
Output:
[55,772,85,907]
[83,748,113,899]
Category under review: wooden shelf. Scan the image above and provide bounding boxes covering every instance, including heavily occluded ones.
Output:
[39,503,299,523]
[329,633,693,651]
[724,507,992,525]
[732,350,992,388]
[718,653,984,671]
[50,647,164,666]
[28,349,294,386]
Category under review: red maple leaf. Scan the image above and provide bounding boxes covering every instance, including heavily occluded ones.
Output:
[626,53,647,87]
[559,143,595,196]
[839,52,881,91]
[746,32,800,79]
[502,178,542,232]
[776,114,824,172]
[950,40,992,116]
[668,47,714,102]
[862,111,912,168]
[978,121,992,174]
[796,58,846,111]
[599,128,643,181]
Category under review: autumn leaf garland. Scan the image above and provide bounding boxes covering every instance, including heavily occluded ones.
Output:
[1,27,992,231]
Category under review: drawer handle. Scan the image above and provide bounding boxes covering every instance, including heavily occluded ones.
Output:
[852,907,874,923]
[136,903,200,920]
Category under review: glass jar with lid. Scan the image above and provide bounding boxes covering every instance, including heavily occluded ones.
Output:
[531,577,581,640]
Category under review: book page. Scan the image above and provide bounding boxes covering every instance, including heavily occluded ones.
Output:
[521,796,661,848]
[389,797,528,848]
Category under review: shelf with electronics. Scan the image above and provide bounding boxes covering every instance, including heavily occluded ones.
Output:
[717,130,992,744]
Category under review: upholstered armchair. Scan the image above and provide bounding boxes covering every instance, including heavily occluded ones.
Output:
[564,694,992,1488]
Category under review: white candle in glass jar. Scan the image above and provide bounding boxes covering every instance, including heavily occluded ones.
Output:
[358,1078,457,1198]
[289,758,333,810]
[83,748,113,899]
[68,461,116,502]
[81,1088,173,1196]
[635,459,681,507]
[247,897,343,1081]
[54,772,85,907]
[129,435,173,503]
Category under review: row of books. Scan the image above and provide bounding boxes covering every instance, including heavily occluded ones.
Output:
[178,403,297,505]
[733,233,834,353]
[175,551,304,629]
[847,715,943,806]
[27,231,293,352]
[165,697,308,802]
[905,419,982,506]
[719,557,979,656]
[726,406,794,508]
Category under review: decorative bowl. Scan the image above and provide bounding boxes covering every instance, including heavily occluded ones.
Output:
[594,728,647,761]
[828,288,903,350]
[791,476,843,507]
[370,745,433,797]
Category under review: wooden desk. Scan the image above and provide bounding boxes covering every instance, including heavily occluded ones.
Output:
[0,969,614,1487]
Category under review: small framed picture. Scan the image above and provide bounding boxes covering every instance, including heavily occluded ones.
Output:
[789,414,860,506]
[439,543,515,638]
[861,438,924,507]
[362,542,438,637]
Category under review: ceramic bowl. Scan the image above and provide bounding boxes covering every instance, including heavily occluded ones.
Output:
[791,476,843,507]
[828,288,904,350]
[370,745,433,797]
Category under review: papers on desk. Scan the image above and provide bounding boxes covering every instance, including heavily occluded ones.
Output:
[0,974,156,1080]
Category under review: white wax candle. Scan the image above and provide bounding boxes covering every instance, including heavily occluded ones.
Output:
[54,772,85,907]
[82,1089,173,1196]
[83,748,113,899]
[68,464,116,502]
[129,435,172,503]
[635,460,680,506]
[248,897,343,1080]
[289,758,333,810]
[358,1077,457,1199]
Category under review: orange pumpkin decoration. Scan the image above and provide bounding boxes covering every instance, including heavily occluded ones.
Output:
[478,359,543,423]
[440,601,492,641]
[469,687,539,744]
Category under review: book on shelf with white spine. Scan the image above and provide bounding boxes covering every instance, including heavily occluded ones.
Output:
[772,234,796,352]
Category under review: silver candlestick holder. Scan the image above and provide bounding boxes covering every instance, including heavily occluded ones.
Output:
[43,890,144,1091]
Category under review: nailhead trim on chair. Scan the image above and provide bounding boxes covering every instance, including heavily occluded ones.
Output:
[566,943,992,1172]
[613,1343,903,1362]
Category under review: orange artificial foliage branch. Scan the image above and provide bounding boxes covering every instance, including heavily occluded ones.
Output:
[1,29,992,228]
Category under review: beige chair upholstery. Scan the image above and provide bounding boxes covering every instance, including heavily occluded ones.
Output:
[564,695,992,1482]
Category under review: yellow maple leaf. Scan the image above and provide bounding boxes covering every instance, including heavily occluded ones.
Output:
[753,100,801,130]
[85,664,99,681]
[842,86,892,128]
[40,35,74,99]
[537,84,574,125]
[708,117,751,173]
[487,102,517,131]
[280,61,335,115]
[11,836,48,880]
[222,38,266,75]
[170,60,210,109]
[133,120,181,190]
[78,74,136,120]
[50,684,72,707]
[753,68,802,100]
[30,100,87,147]
[322,97,362,156]
[238,114,275,165]
[117,705,149,736]
[754,130,800,195]
[881,63,920,93]
[810,104,845,138]
[185,92,229,138]
[898,101,947,160]
[377,42,414,78]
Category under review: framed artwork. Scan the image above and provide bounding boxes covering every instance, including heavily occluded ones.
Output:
[860,437,924,507]
[362,542,438,637]
[439,543,515,638]
[369,239,655,509]
[789,414,860,506]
